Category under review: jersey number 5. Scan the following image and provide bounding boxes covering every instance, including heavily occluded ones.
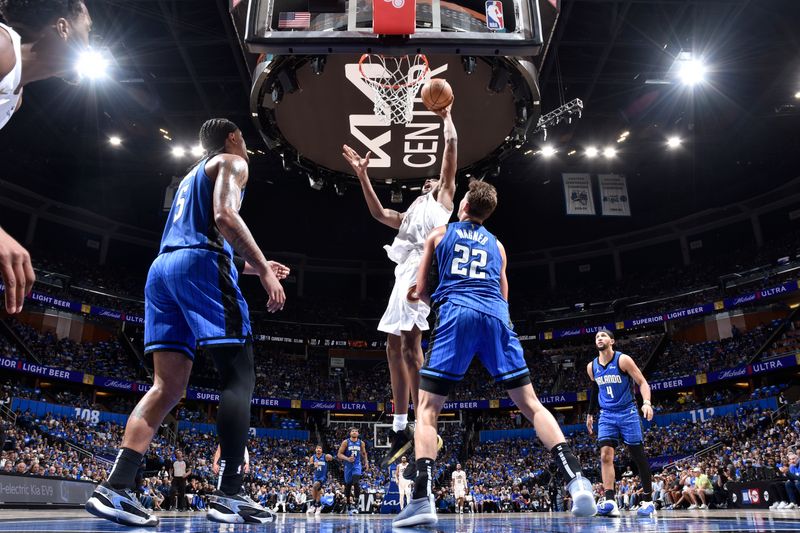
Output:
[172,184,191,223]
[451,244,488,279]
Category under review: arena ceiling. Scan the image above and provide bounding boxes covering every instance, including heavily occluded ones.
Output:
[0,0,798,266]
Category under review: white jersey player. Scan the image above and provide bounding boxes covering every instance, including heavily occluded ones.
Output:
[452,463,468,513]
[342,102,457,466]
[396,456,413,509]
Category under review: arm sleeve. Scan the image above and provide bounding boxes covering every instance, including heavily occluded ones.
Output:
[588,382,599,415]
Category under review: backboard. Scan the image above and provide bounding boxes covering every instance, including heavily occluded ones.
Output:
[243,0,545,55]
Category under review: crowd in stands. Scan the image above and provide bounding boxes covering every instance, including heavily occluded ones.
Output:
[767,319,800,360]
[652,321,780,380]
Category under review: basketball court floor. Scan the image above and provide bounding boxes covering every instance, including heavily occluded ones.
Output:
[0,510,798,532]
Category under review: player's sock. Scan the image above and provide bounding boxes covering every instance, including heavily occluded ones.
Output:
[550,442,583,482]
[413,458,435,499]
[210,343,256,495]
[107,447,143,490]
[393,413,409,432]
[605,489,615,501]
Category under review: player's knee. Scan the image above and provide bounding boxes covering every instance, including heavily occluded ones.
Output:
[600,448,615,463]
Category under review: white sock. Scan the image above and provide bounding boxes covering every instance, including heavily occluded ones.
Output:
[393,414,408,432]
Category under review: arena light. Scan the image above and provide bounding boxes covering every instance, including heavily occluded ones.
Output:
[191,145,204,157]
[677,59,707,86]
[667,136,682,149]
[108,136,122,147]
[585,146,599,159]
[541,145,557,158]
[76,49,109,81]
[795,91,800,100]
[171,146,185,158]
[603,147,617,159]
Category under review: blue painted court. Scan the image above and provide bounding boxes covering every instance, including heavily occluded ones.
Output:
[0,510,798,532]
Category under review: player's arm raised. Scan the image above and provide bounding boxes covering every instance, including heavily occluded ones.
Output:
[619,354,653,421]
[342,145,404,229]
[416,226,446,304]
[586,362,598,435]
[433,104,457,211]
[497,240,509,301]
[210,154,285,313]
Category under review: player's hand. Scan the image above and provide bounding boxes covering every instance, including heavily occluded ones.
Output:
[244,463,250,474]
[268,261,291,280]
[642,403,654,421]
[341,145,371,178]
[432,100,454,119]
[259,269,286,313]
[212,463,219,475]
[0,228,34,314]
[407,284,420,303]
[586,414,594,435]
[348,456,355,463]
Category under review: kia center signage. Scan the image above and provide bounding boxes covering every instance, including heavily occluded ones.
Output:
[251,54,538,181]
[0,474,95,506]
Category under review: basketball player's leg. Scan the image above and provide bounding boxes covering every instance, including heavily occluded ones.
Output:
[399,327,423,409]
[386,333,411,419]
[622,415,655,515]
[485,315,595,517]
[596,415,622,515]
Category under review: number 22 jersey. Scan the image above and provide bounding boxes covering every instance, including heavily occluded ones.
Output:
[431,221,508,322]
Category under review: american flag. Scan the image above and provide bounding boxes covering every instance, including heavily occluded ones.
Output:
[278,12,311,29]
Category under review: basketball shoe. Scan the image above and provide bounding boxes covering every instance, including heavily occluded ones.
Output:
[206,491,276,524]
[85,483,159,527]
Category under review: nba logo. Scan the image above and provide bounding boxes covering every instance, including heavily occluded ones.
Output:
[485,1,504,30]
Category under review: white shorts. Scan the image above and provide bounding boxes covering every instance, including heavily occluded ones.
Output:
[377,255,430,336]
[398,481,412,494]
[454,487,466,499]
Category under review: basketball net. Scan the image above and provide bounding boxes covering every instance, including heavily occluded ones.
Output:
[359,54,429,125]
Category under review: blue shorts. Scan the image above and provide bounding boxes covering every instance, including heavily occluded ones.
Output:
[344,467,362,484]
[313,476,326,487]
[420,301,531,396]
[597,405,644,447]
[144,248,251,360]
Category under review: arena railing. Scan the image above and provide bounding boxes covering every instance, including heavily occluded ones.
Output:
[661,441,724,472]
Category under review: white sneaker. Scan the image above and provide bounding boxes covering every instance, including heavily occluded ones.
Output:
[770,502,781,510]
[688,504,698,510]
[787,503,798,509]
[699,504,708,510]
[778,502,789,509]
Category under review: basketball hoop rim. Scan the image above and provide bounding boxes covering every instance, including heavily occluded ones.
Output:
[358,53,429,90]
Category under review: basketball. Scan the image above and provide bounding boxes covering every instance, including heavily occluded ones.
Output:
[421,78,454,112]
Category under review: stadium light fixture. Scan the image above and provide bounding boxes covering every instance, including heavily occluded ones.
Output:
[795,91,800,100]
[541,145,557,158]
[171,146,185,158]
[76,49,109,81]
[677,58,707,86]
[108,136,122,147]
[667,136,682,149]
[585,147,599,159]
[191,145,204,157]
[603,147,617,159]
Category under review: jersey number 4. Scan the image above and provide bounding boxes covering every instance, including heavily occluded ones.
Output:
[606,386,614,398]
[451,244,488,279]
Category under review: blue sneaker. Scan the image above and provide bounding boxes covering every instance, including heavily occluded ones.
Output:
[637,501,656,517]
[566,476,597,517]
[392,495,437,528]
[597,499,621,517]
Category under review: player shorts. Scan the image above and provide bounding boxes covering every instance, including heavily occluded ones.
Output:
[144,248,251,360]
[398,480,412,494]
[313,476,326,487]
[378,253,431,336]
[344,468,362,484]
[596,405,644,447]
[420,301,531,396]
[454,487,466,499]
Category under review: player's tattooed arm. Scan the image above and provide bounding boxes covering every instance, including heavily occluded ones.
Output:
[434,104,457,212]
[212,155,269,273]
[342,145,404,229]
[211,154,285,312]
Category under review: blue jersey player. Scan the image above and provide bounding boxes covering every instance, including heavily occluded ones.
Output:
[307,445,333,515]
[337,427,369,514]
[86,119,288,527]
[586,329,656,517]
[393,181,596,528]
